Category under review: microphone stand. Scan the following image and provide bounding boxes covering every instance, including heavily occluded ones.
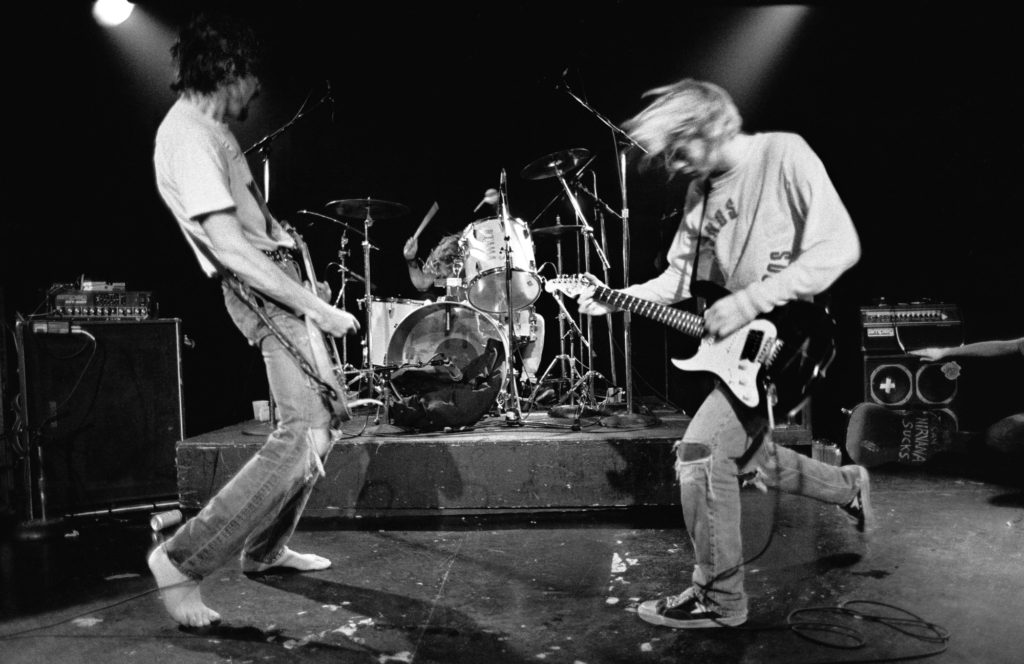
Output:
[592,172,620,395]
[498,170,524,425]
[557,80,657,428]
[240,86,334,436]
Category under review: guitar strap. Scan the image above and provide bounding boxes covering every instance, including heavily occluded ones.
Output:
[187,232,341,415]
[688,177,712,300]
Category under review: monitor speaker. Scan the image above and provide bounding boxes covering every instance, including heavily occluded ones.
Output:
[16,319,184,515]
[862,353,962,429]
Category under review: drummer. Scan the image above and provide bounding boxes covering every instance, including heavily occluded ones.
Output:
[403,232,546,385]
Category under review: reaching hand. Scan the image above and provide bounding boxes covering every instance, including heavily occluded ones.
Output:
[403,237,419,261]
[703,294,755,340]
[576,272,617,316]
[909,347,946,362]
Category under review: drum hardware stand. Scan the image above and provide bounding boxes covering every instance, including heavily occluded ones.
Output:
[497,169,525,426]
[557,79,658,428]
[575,174,627,402]
[553,215,570,395]
[553,168,607,411]
[534,290,598,415]
[297,209,368,375]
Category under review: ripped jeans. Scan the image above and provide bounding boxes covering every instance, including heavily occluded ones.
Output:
[675,385,864,617]
[163,270,332,580]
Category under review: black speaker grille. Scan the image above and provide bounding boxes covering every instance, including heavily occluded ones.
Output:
[18,319,184,514]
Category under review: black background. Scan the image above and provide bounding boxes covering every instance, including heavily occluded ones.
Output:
[3,1,1021,440]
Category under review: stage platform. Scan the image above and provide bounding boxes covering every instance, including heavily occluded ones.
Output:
[177,408,813,516]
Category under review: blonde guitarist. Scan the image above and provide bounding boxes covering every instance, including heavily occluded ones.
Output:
[149,15,360,629]
[572,79,871,630]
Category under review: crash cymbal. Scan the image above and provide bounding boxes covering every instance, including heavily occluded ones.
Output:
[520,148,591,181]
[530,225,586,238]
[326,198,410,220]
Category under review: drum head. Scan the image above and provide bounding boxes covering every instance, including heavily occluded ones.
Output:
[385,302,508,384]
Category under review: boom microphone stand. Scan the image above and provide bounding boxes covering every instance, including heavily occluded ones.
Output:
[240,85,335,436]
[557,80,657,428]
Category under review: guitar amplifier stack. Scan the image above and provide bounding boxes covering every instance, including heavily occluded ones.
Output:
[859,301,963,429]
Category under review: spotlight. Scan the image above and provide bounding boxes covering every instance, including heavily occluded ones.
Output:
[93,0,134,27]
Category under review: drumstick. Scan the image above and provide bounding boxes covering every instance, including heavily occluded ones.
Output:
[411,202,440,241]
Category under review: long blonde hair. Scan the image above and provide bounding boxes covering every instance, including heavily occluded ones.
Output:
[424,233,463,278]
[622,78,742,173]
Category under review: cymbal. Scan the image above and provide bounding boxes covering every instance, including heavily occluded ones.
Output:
[520,148,591,181]
[326,198,410,220]
[531,225,586,238]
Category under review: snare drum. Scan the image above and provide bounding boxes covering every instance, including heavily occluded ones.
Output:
[368,298,424,365]
[461,217,540,313]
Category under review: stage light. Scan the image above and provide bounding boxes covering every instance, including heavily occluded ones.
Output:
[93,0,134,27]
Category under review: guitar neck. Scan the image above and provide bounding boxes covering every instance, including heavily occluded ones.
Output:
[592,285,706,339]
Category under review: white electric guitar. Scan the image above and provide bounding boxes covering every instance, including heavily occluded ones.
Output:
[544,275,836,413]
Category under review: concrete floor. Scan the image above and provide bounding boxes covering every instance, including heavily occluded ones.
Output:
[1,466,1021,664]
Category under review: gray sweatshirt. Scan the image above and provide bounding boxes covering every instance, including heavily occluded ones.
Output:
[623,132,861,319]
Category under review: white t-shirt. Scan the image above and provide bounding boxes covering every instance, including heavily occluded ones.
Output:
[154,97,294,276]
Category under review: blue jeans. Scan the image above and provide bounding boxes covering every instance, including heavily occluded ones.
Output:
[163,264,332,580]
[675,385,864,617]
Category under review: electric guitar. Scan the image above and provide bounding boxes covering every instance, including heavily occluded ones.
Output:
[544,275,837,414]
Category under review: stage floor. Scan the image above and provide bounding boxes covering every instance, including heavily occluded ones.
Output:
[175,407,812,516]
[2,465,1021,663]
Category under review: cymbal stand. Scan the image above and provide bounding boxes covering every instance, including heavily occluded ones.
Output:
[554,216,569,391]
[352,206,395,425]
[498,170,524,425]
[554,170,607,409]
[297,209,368,374]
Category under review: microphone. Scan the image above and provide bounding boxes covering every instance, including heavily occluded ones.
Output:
[473,188,499,212]
[499,169,510,218]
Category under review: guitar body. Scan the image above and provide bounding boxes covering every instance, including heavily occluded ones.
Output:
[681,282,836,415]
[672,318,778,409]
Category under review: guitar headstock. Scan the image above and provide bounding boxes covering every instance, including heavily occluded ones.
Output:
[543,274,592,297]
[282,222,306,247]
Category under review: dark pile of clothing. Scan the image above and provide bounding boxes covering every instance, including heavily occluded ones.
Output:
[390,338,504,430]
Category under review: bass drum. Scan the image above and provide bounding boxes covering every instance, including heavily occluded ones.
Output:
[385,301,508,386]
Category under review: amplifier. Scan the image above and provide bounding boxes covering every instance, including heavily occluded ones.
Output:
[860,302,962,353]
[50,290,155,320]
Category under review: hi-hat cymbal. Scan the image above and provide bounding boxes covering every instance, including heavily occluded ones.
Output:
[520,148,591,180]
[326,198,410,220]
[531,225,586,238]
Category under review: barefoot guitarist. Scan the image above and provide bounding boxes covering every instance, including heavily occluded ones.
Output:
[151,14,360,627]
[571,79,871,628]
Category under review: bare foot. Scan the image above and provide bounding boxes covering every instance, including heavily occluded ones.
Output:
[241,547,331,573]
[147,545,221,627]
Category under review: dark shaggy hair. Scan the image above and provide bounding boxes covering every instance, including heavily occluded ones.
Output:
[170,14,263,94]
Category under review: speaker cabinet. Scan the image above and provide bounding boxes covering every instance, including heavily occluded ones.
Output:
[16,319,185,515]
[862,353,961,429]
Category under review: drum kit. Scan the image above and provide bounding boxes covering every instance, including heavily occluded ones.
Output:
[310,147,611,427]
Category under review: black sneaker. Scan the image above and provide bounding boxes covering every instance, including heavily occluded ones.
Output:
[637,587,747,628]
[838,465,875,537]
